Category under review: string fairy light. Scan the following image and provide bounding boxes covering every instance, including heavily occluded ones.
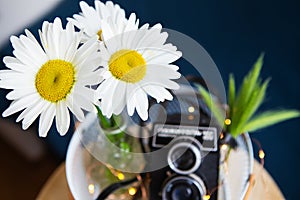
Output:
[203,194,211,200]
[224,118,231,126]
[221,144,229,151]
[136,174,149,200]
[88,184,95,194]
[202,181,224,200]
[188,106,195,113]
[117,172,125,180]
[128,187,137,196]
[219,132,224,140]
[243,137,269,200]
[251,138,265,167]
[259,149,265,160]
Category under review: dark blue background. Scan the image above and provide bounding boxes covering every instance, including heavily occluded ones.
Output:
[0,0,299,199]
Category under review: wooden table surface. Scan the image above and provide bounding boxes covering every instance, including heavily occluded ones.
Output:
[36,161,284,200]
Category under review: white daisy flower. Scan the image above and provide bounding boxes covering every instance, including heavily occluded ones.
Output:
[97,23,182,121]
[67,0,138,41]
[0,18,102,137]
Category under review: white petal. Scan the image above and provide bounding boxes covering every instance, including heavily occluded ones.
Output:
[12,49,40,70]
[77,1,101,36]
[67,17,82,29]
[124,13,139,33]
[101,21,119,53]
[96,77,115,98]
[145,48,182,65]
[147,64,181,79]
[143,85,173,102]
[74,35,98,68]
[131,24,149,49]
[0,79,32,90]
[73,92,96,112]
[10,36,25,52]
[6,88,36,100]
[111,81,126,115]
[0,70,21,79]
[66,95,85,122]
[135,23,162,50]
[99,78,118,117]
[19,34,47,65]
[3,56,29,72]
[55,101,70,136]
[52,17,63,58]
[65,32,81,62]
[77,52,102,73]
[142,71,180,90]
[77,72,103,86]
[25,29,41,46]
[21,99,47,130]
[3,56,31,72]
[46,22,59,59]
[39,104,56,137]
[126,84,138,116]
[135,89,149,121]
[0,70,34,85]
[2,93,39,117]
[73,85,97,103]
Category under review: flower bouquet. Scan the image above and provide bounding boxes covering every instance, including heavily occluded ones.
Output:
[0,0,182,199]
[0,1,181,137]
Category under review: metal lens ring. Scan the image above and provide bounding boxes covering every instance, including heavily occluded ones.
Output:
[162,174,206,200]
[167,136,202,175]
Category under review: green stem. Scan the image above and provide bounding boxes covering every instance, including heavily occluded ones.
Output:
[96,106,115,129]
[95,106,131,153]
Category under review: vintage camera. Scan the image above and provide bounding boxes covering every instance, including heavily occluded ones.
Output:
[148,85,220,200]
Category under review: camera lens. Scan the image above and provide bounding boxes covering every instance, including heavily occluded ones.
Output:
[162,175,206,200]
[170,181,198,200]
[168,137,202,175]
[171,147,196,171]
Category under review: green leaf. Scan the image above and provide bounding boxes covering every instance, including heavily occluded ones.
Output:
[228,73,236,116]
[230,53,264,132]
[242,110,300,133]
[244,53,264,101]
[197,85,225,127]
[232,78,270,137]
[197,53,299,138]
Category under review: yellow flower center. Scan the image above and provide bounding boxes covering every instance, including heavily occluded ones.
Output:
[109,49,146,83]
[35,59,75,102]
[97,29,103,41]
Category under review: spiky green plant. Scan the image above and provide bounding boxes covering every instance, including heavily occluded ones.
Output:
[198,54,300,138]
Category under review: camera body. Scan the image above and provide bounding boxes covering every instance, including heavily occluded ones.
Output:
[148,86,220,200]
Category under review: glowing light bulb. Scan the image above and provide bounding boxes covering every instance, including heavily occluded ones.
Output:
[88,184,95,194]
[117,172,125,180]
[128,187,137,196]
[203,194,211,200]
[221,144,228,151]
[224,118,231,125]
[259,150,265,159]
[188,115,195,120]
[188,106,195,113]
[220,132,224,139]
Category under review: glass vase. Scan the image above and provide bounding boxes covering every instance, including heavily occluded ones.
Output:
[66,111,146,200]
